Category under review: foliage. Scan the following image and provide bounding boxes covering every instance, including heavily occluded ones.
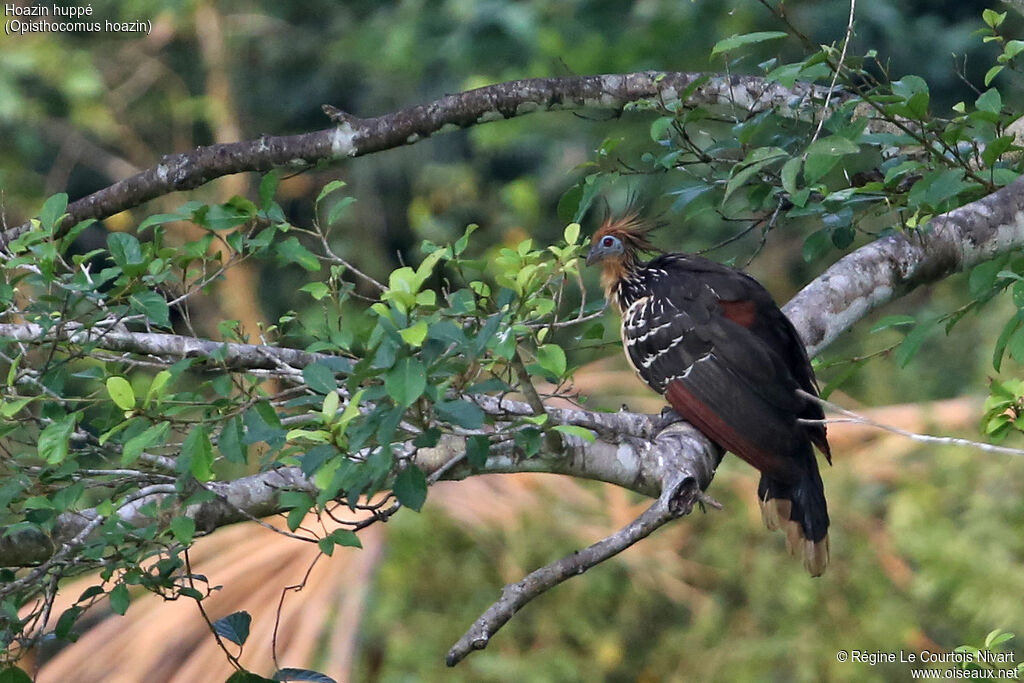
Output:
[0,177,595,677]
[2,0,1024,680]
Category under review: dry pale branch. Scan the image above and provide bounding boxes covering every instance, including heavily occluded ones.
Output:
[445,421,721,666]
[2,71,842,244]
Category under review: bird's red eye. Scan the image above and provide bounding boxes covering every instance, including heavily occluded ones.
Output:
[602,236,614,247]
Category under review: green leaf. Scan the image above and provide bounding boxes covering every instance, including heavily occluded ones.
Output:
[326,196,356,226]
[993,316,1021,372]
[1008,326,1024,366]
[39,193,69,233]
[109,583,131,615]
[435,399,484,429]
[563,222,581,245]
[300,444,336,477]
[218,415,247,464]
[272,668,337,683]
[515,427,543,457]
[912,169,971,209]
[129,291,171,328]
[106,377,136,411]
[723,149,786,202]
[325,528,362,549]
[302,362,337,395]
[144,370,172,409]
[316,180,347,206]
[107,232,144,269]
[804,137,860,183]
[300,282,330,300]
[393,466,427,512]
[276,237,321,271]
[983,9,1006,27]
[870,315,916,333]
[214,610,252,646]
[891,75,929,100]
[170,516,196,544]
[399,320,429,348]
[969,259,1005,299]
[536,344,567,378]
[318,536,336,556]
[466,435,490,468]
[801,229,832,262]
[650,116,674,142]
[711,31,788,57]
[780,156,802,196]
[1004,40,1024,61]
[39,413,77,464]
[557,184,583,224]
[198,202,256,231]
[321,391,340,423]
[0,396,36,418]
[228,670,275,683]
[976,88,1002,114]
[895,318,938,367]
[182,425,215,481]
[985,66,1005,87]
[385,357,426,407]
[122,421,170,465]
[553,425,596,442]
[259,171,281,210]
[0,667,33,683]
[985,628,1014,648]
[137,213,186,233]
[281,491,313,531]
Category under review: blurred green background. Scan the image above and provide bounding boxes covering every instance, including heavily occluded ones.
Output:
[4,0,1023,680]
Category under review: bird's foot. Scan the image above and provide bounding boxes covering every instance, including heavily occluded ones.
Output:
[652,406,684,434]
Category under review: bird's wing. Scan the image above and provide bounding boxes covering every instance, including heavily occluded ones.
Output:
[620,267,815,482]
[656,254,830,460]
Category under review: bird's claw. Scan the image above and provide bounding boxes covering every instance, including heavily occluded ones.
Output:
[652,407,684,433]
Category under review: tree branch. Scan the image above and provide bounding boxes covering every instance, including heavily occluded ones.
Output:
[2,71,840,244]
[786,174,1024,355]
[446,421,719,667]
[0,322,346,372]
[3,172,1024,571]
[0,466,317,567]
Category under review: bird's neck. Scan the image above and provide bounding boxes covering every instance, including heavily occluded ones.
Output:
[602,255,646,312]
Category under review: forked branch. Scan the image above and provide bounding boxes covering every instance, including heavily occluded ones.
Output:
[446,421,722,665]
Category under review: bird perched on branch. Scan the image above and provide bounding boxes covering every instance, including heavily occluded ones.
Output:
[586,211,832,576]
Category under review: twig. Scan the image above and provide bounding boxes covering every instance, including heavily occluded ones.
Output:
[510,349,562,455]
[445,472,703,667]
[798,390,1024,458]
[809,0,856,146]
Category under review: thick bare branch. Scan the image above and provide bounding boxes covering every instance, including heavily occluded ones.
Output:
[0,415,715,568]
[2,71,840,244]
[787,174,1024,355]
[0,467,317,567]
[446,421,719,666]
[0,322,343,372]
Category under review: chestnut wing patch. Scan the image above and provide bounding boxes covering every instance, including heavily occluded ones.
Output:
[621,285,809,482]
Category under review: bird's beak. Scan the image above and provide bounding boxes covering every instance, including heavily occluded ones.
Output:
[585,245,601,266]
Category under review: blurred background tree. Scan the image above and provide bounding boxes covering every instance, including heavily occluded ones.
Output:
[3,0,1024,681]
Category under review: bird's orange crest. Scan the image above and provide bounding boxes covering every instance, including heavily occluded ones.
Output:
[590,210,658,255]
[590,210,661,305]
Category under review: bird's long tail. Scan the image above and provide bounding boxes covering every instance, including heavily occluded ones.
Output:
[757,455,830,577]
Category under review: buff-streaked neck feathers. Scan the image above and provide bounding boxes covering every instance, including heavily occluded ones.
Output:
[585,211,659,308]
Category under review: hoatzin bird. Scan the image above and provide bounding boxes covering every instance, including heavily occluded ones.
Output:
[586,212,832,576]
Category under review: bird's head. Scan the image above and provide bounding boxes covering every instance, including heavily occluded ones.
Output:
[585,211,657,267]
[586,211,659,303]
